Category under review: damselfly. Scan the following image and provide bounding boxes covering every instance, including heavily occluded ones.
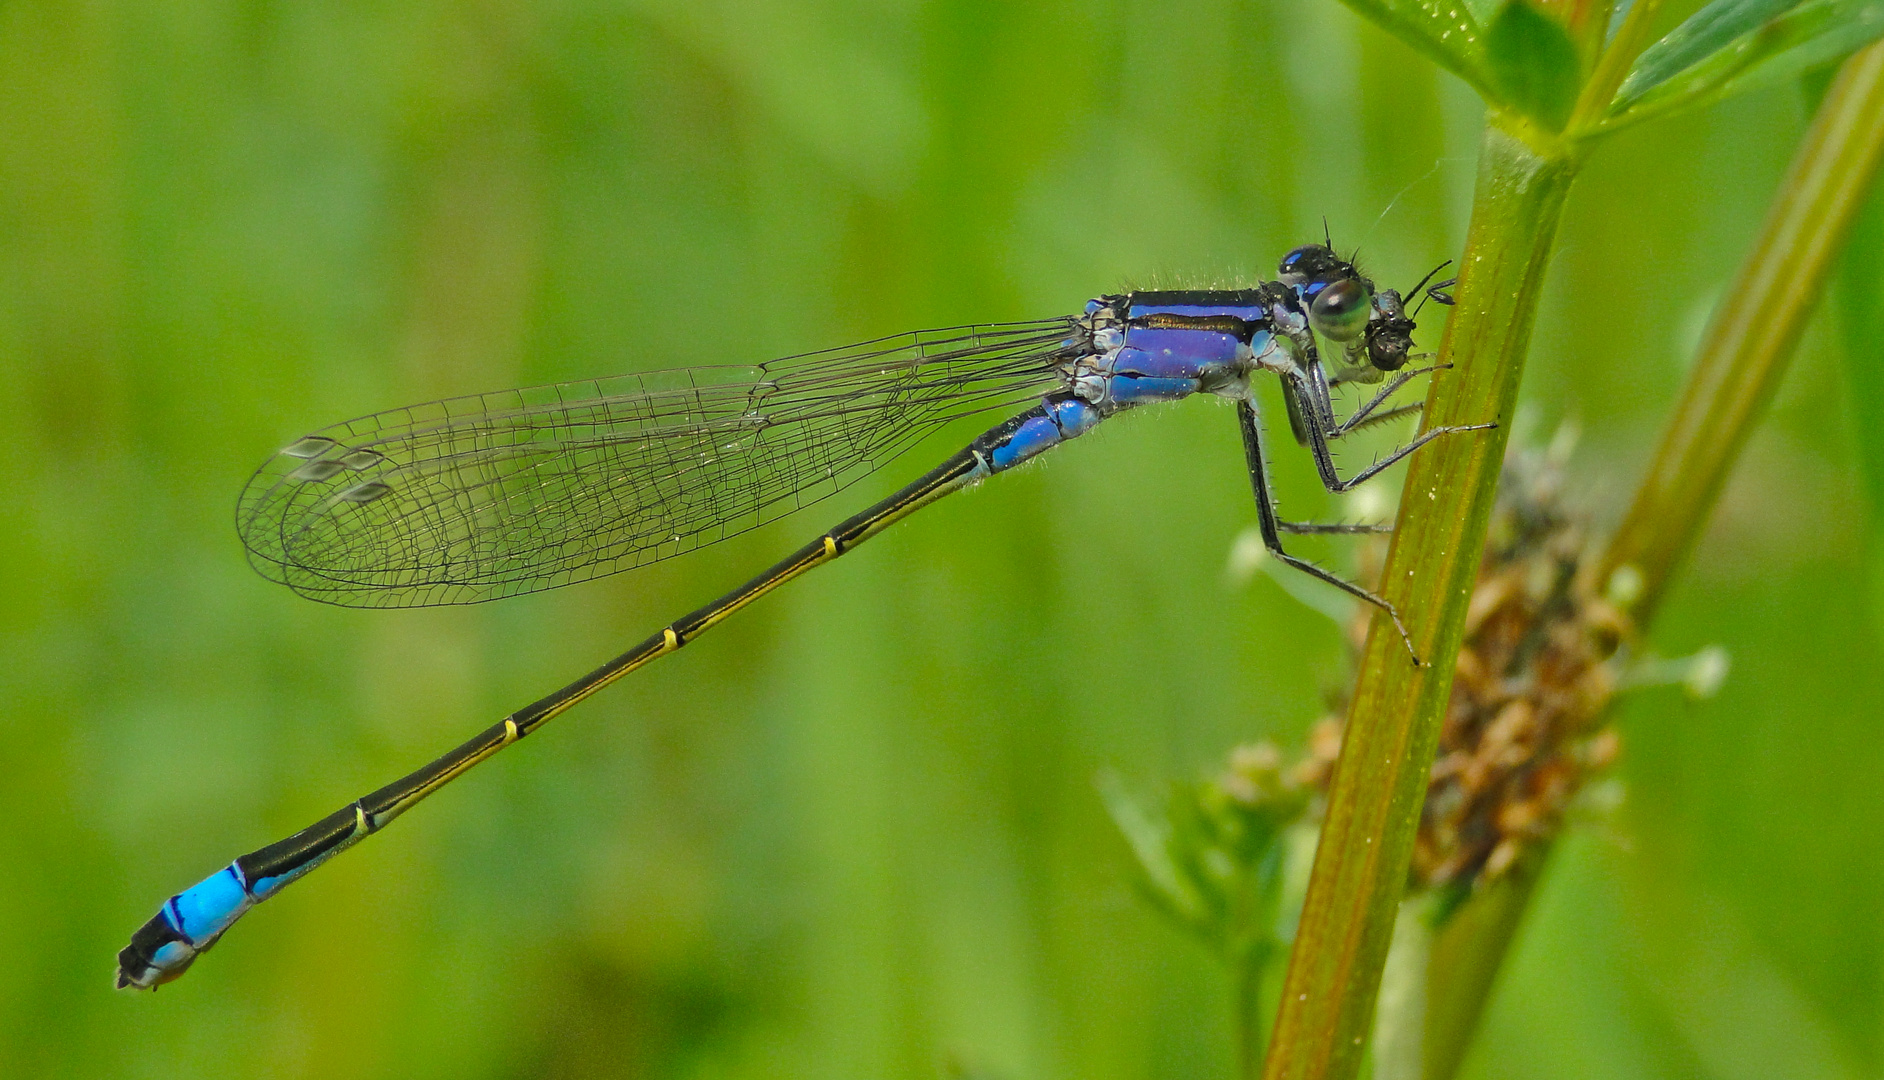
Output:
[116,244,1483,990]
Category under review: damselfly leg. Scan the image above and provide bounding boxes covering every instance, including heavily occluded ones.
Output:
[1289,364,1495,494]
[1328,364,1446,431]
[1236,399,1418,659]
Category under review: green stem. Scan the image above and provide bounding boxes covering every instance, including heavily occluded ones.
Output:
[1260,120,1580,1080]
[1371,896,1439,1080]
[1420,40,1884,1080]
[1419,853,1546,1079]
[1598,40,1884,623]
[1567,0,1670,132]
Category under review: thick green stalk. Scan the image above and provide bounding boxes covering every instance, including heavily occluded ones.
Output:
[1371,896,1439,1080]
[1421,41,1884,1080]
[1599,40,1884,623]
[1260,121,1578,1080]
[1418,853,1547,1079]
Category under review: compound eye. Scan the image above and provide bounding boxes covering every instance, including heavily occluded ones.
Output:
[1278,245,1326,283]
[1310,278,1369,342]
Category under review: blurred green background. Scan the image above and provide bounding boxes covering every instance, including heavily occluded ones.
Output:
[3,1,1879,1077]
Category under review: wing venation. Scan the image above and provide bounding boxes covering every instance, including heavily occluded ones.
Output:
[237,319,1077,607]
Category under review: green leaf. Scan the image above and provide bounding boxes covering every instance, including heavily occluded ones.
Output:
[1097,772,1209,928]
[1606,0,1884,126]
[1618,0,1804,106]
[1485,1,1585,130]
[1098,753,1312,957]
[1334,0,1497,100]
[1832,107,1884,526]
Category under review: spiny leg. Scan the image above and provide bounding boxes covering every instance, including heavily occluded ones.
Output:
[1313,419,1497,494]
[1336,403,1423,437]
[1331,364,1446,435]
[1236,398,1420,664]
[1286,368,1494,495]
[1278,520,1391,535]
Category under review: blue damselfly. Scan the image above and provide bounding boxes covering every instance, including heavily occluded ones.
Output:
[117,244,1480,989]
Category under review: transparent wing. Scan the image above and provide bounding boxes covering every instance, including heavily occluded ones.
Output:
[237,319,1079,607]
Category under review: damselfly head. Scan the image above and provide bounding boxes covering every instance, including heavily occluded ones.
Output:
[1280,243,1419,370]
[1279,244,1375,348]
[1277,243,1355,286]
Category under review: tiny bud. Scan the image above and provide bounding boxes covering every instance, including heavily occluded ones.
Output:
[1683,645,1730,699]
[1605,563,1644,608]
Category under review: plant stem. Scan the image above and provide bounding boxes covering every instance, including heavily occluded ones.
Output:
[1598,40,1884,624]
[1371,896,1438,1080]
[1260,120,1579,1080]
[1567,0,1669,131]
[1419,41,1884,1080]
[1418,854,1546,1079]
